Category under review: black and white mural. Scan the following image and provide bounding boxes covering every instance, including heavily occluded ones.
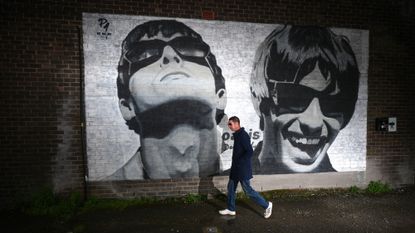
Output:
[250,25,361,174]
[83,13,368,181]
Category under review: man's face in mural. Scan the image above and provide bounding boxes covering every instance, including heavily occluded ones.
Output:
[128,33,221,111]
[271,64,343,172]
[251,25,360,174]
[120,32,225,179]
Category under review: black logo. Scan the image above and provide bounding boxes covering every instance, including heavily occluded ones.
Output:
[97,18,112,39]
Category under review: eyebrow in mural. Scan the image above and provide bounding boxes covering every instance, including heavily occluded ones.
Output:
[250,25,360,175]
[109,20,227,180]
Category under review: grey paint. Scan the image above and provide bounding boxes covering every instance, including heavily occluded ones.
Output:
[82,13,368,181]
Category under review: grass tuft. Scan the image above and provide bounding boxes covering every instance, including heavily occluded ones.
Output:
[23,187,82,220]
[365,180,392,195]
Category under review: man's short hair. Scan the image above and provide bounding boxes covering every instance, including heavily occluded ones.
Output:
[250,25,360,129]
[116,20,226,133]
[228,116,240,124]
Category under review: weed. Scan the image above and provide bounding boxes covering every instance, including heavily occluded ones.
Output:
[182,194,207,204]
[26,186,56,215]
[24,187,82,221]
[365,181,392,195]
[348,185,363,195]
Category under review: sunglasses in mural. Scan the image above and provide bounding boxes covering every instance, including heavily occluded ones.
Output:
[119,37,211,76]
[268,82,355,123]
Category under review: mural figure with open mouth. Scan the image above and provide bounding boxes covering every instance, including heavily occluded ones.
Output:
[250,25,360,173]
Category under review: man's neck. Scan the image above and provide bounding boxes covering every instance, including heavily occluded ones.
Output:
[233,126,242,133]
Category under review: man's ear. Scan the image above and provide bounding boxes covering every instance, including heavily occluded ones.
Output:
[215,88,227,110]
[119,98,136,121]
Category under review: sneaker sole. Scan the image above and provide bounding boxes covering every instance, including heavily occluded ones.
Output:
[219,212,236,216]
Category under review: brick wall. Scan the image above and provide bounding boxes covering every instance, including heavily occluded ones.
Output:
[1,0,414,204]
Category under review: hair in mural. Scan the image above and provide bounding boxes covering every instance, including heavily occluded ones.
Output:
[117,20,226,134]
[250,25,360,174]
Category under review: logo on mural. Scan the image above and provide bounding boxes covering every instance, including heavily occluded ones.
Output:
[97,18,111,39]
[222,129,261,150]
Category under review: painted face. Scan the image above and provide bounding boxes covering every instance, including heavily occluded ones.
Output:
[123,34,222,178]
[127,34,219,112]
[271,64,344,172]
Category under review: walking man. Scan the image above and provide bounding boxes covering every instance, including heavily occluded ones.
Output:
[219,116,273,218]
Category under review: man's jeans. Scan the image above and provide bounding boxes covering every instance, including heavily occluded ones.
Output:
[227,179,268,211]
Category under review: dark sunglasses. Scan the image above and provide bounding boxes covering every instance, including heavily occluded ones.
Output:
[119,37,211,76]
[270,82,355,120]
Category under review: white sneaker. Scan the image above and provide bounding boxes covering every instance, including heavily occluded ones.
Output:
[264,202,273,219]
[219,209,236,216]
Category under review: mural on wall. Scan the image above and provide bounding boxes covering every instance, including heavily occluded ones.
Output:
[113,20,226,179]
[250,25,360,174]
[82,13,368,181]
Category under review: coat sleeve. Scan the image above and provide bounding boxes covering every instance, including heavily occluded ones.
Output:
[241,133,253,158]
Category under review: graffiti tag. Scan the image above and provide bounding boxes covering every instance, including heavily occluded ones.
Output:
[97,18,112,39]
